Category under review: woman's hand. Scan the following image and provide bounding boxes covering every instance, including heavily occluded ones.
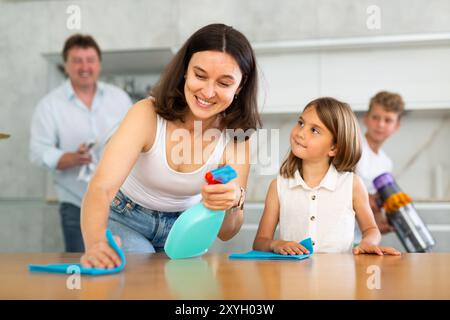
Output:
[201,180,240,211]
[80,236,122,269]
[353,241,401,256]
[270,240,310,255]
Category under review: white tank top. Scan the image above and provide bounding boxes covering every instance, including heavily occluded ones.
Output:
[120,114,230,212]
[277,164,355,253]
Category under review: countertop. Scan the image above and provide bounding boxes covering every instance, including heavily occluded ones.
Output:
[1,252,449,300]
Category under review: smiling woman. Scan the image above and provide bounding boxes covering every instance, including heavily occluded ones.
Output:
[80,23,262,269]
[184,51,243,121]
[152,23,260,132]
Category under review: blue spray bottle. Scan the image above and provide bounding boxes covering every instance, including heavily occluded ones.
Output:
[164,165,237,259]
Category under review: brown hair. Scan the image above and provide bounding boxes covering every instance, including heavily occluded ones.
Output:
[280,97,362,178]
[62,34,102,62]
[369,91,405,118]
[151,23,261,137]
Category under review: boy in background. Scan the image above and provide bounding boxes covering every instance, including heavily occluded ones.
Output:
[355,91,405,241]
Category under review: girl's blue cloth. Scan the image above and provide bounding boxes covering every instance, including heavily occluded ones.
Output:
[229,238,314,260]
[28,229,125,276]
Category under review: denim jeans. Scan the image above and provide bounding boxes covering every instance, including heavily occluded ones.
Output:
[59,202,85,252]
[108,190,182,253]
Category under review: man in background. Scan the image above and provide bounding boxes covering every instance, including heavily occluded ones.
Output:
[355,91,405,242]
[30,34,132,252]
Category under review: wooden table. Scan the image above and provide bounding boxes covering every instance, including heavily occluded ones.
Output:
[0,253,449,299]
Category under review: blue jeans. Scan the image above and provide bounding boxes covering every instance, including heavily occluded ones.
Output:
[108,190,182,253]
[59,202,85,252]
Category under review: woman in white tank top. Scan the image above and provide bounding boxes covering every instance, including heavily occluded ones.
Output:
[80,24,262,268]
[253,97,401,256]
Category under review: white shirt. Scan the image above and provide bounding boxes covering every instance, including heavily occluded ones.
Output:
[356,135,393,194]
[277,164,355,253]
[30,80,132,206]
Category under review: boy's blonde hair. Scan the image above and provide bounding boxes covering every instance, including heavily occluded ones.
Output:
[369,91,405,119]
[280,97,362,178]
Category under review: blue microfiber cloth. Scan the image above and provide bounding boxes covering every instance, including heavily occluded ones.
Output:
[28,229,125,276]
[229,237,314,260]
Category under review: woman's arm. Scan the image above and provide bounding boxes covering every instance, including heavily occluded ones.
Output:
[80,99,157,268]
[353,174,401,256]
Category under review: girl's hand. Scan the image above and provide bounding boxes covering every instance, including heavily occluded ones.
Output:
[80,236,122,269]
[202,180,240,211]
[353,241,401,256]
[270,240,310,255]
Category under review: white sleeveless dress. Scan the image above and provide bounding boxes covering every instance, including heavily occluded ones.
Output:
[277,164,355,253]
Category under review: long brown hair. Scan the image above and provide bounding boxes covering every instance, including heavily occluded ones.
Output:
[151,23,261,137]
[280,97,362,178]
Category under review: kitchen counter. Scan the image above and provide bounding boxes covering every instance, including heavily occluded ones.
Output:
[1,252,449,299]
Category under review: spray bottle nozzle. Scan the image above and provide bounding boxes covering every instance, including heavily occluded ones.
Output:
[205,165,237,185]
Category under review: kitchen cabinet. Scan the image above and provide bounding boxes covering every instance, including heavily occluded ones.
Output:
[43,47,174,100]
[255,33,450,113]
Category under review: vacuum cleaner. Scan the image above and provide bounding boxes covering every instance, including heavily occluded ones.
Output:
[373,172,435,252]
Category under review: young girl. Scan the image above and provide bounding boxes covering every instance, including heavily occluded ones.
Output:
[253,97,401,255]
